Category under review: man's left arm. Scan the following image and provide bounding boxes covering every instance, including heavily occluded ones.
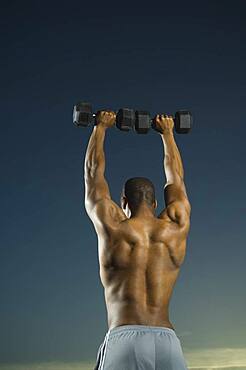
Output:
[84,111,124,231]
[84,123,111,210]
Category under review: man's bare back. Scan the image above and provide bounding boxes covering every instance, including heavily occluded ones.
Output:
[97,201,188,331]
[84,111,191,333]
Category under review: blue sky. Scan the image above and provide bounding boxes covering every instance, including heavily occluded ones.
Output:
[1,0,246,368]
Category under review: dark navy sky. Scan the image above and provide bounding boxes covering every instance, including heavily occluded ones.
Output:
[1,0,246,365]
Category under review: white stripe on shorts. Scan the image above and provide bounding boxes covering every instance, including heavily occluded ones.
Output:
[99,329,111,369]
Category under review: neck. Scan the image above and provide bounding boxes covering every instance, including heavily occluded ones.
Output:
[130,203,155,218]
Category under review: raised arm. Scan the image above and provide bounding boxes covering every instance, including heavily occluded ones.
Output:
[84,110,125,233]
[155,114,191,231]
[84,122,111,211]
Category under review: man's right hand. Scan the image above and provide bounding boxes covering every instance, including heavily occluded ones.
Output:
[95,110,116,129]
[153,114,174,134]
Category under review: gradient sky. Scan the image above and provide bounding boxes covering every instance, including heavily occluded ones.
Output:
[1,0,246,368]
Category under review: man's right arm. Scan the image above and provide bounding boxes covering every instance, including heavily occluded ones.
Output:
[158,128,191,231]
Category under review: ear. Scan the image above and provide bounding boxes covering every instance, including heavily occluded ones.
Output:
[121,196,127,209]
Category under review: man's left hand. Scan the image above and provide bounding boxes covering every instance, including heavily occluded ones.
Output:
[95,110,116,128]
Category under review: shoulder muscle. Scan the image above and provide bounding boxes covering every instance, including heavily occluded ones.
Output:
[86,198,126,233]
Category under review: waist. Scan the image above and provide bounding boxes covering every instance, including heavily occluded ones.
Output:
[107,324,176,336]
[106,299,174,331]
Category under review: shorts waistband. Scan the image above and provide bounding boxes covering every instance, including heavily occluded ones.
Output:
[107,324,176,336]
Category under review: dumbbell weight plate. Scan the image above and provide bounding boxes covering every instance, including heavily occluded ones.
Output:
[73,102,93,127]
[135,110,151,134]
[175,111,192,134]
[116,108,135,131]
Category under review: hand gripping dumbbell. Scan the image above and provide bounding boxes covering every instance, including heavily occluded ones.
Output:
[73,102,135,132]
[135,110,192,134]
[73,102,193,134]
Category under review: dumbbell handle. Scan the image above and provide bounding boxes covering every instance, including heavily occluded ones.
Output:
[92,112,171,120]
[82,112,172,124]
[91,112,117,122]
[150,116,174,134]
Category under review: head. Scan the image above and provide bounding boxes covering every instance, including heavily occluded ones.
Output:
[121,177,157,218]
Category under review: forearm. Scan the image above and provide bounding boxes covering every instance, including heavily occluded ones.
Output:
[84,125,107,177]
[161,131,184,182]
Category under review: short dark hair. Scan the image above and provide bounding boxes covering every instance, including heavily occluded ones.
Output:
[122,177,155,209]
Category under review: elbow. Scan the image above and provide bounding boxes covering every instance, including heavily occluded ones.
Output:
[84,198,95,215]
[165,174,184,189]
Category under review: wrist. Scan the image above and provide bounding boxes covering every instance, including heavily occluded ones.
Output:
[94,123,107,131]
[161,130,174,138]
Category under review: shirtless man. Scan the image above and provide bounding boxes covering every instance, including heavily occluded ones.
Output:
[84,110,191,369]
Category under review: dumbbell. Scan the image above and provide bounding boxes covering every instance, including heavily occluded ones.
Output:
[73,102,135,132]
[73,102,192,134]
[135,110,192,134]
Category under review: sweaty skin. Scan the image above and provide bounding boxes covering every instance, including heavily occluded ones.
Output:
[84,111,191,332]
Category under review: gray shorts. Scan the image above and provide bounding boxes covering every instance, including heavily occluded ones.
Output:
[94,324,188,370]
